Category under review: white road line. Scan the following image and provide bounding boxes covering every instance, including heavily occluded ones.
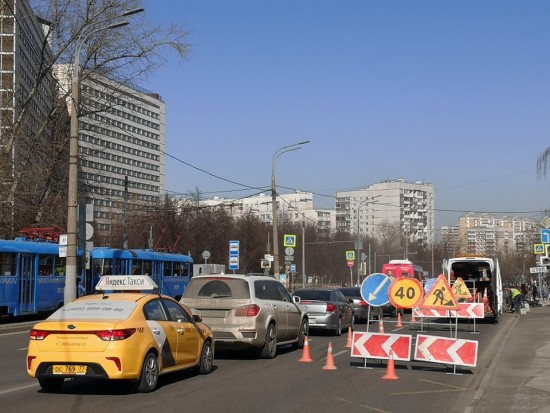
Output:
[0,383,38,396]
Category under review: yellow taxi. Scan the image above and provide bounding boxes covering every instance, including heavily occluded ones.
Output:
[26,275,214,393]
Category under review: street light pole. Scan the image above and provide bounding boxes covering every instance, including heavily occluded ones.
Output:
[64,9,143,305]
[271,140,310,283]
[356,195,381,286]
[356,200,368,286]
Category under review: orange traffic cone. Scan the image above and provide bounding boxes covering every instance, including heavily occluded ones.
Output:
[382,350,399,380]
[379,316,385,334]
[298,336,313,363]
[396,312,403,328]
[483,288,490,312]
[345,326,353,348]
[322,342,337,370]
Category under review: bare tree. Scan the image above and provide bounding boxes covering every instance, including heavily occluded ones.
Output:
[538,147,550,178]
[0,0,189,237]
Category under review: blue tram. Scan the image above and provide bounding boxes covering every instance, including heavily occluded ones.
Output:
[0,239,194,318]
[0,238,75,317]
[90,247,193,300]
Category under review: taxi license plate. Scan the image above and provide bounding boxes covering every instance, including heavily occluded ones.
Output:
[53,365,87,375]
[309,318,315,324]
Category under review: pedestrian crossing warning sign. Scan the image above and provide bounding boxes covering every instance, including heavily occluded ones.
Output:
[419,274,460,310]
[451,277,472,299]
[284,234,296,247]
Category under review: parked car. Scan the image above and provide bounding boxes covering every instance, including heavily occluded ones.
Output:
[292,288,354,335]
[26,275,214,393]
[180,273,309,359]
[338,287,370,323]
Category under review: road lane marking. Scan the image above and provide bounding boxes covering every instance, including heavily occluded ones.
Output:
[390,379,467,395]
[0,383,38,395]
[334,397,392,413]
[0,330,29,336]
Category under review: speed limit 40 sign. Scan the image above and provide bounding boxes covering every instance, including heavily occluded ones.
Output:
[388,277,423,309]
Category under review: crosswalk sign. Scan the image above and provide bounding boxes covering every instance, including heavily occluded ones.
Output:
[451,277,472,299]
[284,234,296,247]
[534,244,545,255]
[345,250,355,260]
[419,274,460,310]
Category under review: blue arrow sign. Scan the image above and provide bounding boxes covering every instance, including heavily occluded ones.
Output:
[360,273,391,307]
[542,230,550,244]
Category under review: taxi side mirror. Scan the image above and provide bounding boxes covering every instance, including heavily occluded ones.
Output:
[192,314,202,323]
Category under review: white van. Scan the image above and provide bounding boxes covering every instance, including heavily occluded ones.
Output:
[442,256,503,323]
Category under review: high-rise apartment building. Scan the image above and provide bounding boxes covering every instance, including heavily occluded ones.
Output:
[55,64,166,240]
[335,179,435,244]
[0,0,55,235]
[457,213,538,256]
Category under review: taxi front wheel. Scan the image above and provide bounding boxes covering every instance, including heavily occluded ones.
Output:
[135,352,159,393]
[196,341,214,375]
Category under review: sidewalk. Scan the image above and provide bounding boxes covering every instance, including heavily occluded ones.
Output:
[467,305,550,412]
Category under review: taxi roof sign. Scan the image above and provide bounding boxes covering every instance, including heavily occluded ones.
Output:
[95,275,158,291]
[419,274,459,310]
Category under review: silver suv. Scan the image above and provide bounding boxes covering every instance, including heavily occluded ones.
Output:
[180,273,309,358]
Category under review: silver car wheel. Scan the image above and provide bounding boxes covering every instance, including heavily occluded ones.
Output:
[135,353,159,393]
[260,324,277,359]
[334,317,342,336]
[198,341,214,374]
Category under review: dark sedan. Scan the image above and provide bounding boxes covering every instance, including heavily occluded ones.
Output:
[337,287,370,323]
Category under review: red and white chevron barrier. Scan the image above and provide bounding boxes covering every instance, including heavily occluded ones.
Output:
[351,331,412,361]
[412,307,449,318]
[449,302,485,319]
[414,334,478,367]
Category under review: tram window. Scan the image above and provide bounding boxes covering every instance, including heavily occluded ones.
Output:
[164,261,173,277]
[0,253,15,276]
[143,261,152,276]
[55,257,66,276]
[38,254,54,275]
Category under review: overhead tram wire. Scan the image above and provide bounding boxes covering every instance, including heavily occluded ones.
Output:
[163,150,546,219]
[162,150,267,192]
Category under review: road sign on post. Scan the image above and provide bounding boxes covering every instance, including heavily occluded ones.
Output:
[229,240,239,271]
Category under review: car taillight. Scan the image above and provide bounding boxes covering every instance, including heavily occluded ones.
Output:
[95,328,136,341]
[358,300,368,307]
[30,329,50,340]
[326,303,335,312]
[235,304,260,317]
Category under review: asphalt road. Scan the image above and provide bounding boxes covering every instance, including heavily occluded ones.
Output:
[0,311,522,413]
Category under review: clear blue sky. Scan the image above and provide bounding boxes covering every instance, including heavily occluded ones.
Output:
[142,0,550,230]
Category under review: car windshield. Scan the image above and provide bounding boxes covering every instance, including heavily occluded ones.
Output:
[183,277,250,299]
[294,290,331,301]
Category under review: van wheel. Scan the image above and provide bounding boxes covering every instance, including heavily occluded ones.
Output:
[135,352,159,393]
[260,324,277,359]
